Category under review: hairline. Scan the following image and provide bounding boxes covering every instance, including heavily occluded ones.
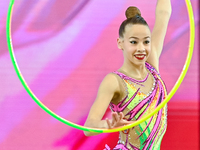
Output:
[119,23,150,38]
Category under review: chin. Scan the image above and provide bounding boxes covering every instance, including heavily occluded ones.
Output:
[131,61,146,66]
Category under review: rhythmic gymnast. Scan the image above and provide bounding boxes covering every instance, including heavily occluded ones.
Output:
[84,0,171,149]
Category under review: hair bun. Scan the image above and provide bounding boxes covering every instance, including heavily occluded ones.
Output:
[125,6,141,19]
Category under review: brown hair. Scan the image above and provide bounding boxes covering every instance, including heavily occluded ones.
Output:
[119,6,148,38]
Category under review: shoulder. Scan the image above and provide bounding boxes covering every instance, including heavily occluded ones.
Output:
[97,72,126,98]
[93,73,122,106]
[97,72,126,104]
[99,73,121,91]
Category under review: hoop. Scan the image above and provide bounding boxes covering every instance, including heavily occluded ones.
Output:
[6,0,195,133]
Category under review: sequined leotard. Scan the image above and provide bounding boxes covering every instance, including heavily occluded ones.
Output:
[104,62,167,150]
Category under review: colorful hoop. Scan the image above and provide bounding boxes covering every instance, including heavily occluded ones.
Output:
[6,0,195,133]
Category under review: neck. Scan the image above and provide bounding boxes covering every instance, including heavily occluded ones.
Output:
[118,62,148,80]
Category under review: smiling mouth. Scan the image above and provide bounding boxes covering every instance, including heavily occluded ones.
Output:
[134,54,146,60]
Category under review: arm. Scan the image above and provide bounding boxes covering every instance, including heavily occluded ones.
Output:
[84,74,131,136]
[84,73,118,136]
[147,0,172,71]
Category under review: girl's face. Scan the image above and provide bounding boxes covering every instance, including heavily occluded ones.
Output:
[117,24,151,66]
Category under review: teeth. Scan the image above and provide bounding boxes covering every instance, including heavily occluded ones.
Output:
[136,55,145,58]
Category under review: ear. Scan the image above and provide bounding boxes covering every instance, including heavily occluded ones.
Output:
[117,38,123,50]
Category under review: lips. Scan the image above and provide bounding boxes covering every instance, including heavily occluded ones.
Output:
[134,54,146,60]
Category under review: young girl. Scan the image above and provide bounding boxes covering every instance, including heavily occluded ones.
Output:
[84,0,171,149]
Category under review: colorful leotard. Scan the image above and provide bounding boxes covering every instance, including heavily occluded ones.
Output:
[104,62,167,150]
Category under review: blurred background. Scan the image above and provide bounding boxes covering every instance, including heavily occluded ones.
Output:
[0,0,199,149]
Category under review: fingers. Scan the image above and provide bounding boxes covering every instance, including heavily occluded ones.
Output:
[106,118,112,129]
[106,112,119,129]
[119,112,124,120]
[112,112,123,119]
[112,112,119,123]
[107,112,134,129]
[112,112,125,126]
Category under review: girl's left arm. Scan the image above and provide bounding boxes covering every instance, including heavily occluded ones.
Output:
[147,0,172,71]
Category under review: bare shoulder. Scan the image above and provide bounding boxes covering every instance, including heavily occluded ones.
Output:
[98,73,121,93]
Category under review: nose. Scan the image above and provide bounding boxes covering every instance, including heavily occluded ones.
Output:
[137,48,145,52]
[137,43,145,52]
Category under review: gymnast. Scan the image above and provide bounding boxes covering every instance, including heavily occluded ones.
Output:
[84,0,172,149]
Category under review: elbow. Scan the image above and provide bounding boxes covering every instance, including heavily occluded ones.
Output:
[156,9,172,20]
[83,123,97,136]
[83,130,99,136]
[83,120,104,136]
[156,1,172,16]
[156,6,172,17]
[83,131,92,136]
[83,131,91,136]
[83,131,88,136]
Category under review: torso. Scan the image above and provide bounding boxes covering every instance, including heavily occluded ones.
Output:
[109,62,167,150]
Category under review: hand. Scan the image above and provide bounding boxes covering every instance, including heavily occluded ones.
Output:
[106,112,133,129]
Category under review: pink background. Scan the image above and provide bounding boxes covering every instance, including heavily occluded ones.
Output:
[0,0,199,149]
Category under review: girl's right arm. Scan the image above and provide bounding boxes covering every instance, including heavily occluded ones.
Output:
[84,73,131,136]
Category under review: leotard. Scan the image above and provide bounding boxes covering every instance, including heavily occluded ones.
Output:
[104,62,167,150]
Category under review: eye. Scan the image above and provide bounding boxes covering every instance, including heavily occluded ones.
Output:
[130,41,137,44]
[144,40,150,44]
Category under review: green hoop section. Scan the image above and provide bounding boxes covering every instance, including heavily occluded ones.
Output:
[6,0,195,133]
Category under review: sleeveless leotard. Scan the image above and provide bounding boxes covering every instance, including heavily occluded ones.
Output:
[104,62,167,150]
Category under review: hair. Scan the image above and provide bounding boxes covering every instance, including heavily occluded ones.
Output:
[119,6,149,38]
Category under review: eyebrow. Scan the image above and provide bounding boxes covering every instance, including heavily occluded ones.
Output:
[129,36,150,39]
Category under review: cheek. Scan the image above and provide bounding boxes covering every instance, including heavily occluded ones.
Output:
[146,45,151,53]
[147,49,151,55]
[147,48,151,52]
[124,49,135,58]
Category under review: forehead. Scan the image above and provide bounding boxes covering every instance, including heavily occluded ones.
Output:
[124,24,151,39]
